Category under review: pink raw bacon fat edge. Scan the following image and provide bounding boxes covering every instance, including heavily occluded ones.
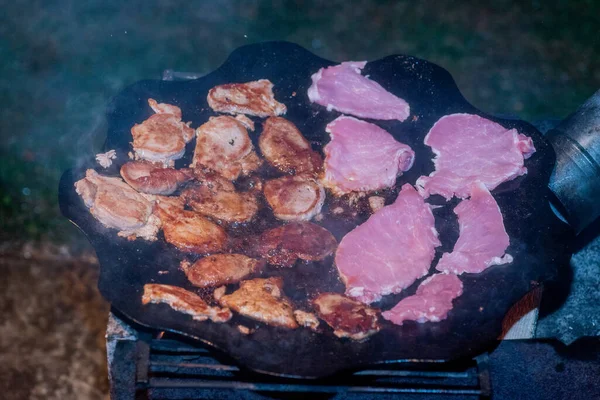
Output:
[436,181,513,275]
[335,184,441,304]
[322,116,415,195]
[416,113,536,200]
[307,62,411,121]
[382,273,463,326]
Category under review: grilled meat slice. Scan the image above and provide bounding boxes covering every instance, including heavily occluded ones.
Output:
[218,277,298,329]
[148,98,183,119]
[74,169,160,240]
[181,172,258,223]
[120,161,193,195]
[192,116,261,180]
[131,99,194,164]
[258,117,323,176]
[257,222,337,267]
[142,284,232,322]
[313,293,380,340]
[181,254,264,287]
[293,310,320,331]
[207,79,287,118]
[154,198,227,254]
[263,175,325,221]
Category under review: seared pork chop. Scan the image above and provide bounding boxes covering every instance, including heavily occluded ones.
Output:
[263,175,325,221]
[148,98,183,118]
[257,222,337,267]
[293,310,320,330]
[218,277,298,329]
[258,117,323,176]
[120,161,192,195]
[181,172,258,223]
[154,197,227,254]
[142,284,232,322]
[308,62,410,121]
[192,116,261,180]
[207,79,287,117]
[313,293,380,340]
[181,254,264,287]
[382,274,463,326]
[131,99,194,165]
[74,169,160,240]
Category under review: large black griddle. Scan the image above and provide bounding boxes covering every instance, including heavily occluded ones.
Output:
[59,42,572,378]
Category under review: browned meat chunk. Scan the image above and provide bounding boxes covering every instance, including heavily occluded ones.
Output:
[142,284,232,322]
[148,98,183,119]
[313,293,380,340]
[293,310,320,331]
[181,254,264,287]
[131,99,194,164]
[263,176,325,221]
[257,222,337,267]
[192,116,261,180]
[207,80,287,118]
[74,169,160,240]
[218,277,298,329]
[120,161,193,195]
[181,172,258,223]
[259,117,323,175]
[154,198,227,254]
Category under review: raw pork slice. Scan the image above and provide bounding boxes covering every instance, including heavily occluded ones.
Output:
[382,273,463,326]
[436,181,513,274]
[308,62,410,121]
[323,116,414,195]
[416,113,536,200]
[335,184,441,304]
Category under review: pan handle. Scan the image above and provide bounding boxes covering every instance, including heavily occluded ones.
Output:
[547,89,600,234]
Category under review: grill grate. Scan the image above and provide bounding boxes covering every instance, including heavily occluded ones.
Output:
[132,334,489,399]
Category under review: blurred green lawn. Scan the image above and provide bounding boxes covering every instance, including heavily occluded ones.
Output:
[1,0,599,243]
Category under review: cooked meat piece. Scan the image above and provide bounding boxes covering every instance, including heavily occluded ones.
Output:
[313,293,380,340]
[382,274,463,326]
[416,113,536,200]
[142,284,232,323]
[148,98,183,119]
[154,199,228,253]
[368,196,385,212]
[213,286,227,301]
[436,182,513,274]
[258,117,323,176]
[323,116,414,195]
[120,161,193,195]
[131,99,194,164]
[96,149,117,168]
[263,176,325,221]
[293,310,320,331]
[192,116,261,180]
[235,114,255,131]
[308,62,410,121]
[74,169,160,240]
[336,184,441,304]
[181,172,258,223]
[207,79,287,117]
[181,254,264,287]
[218,277,298,329]
[258,222,337,267]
